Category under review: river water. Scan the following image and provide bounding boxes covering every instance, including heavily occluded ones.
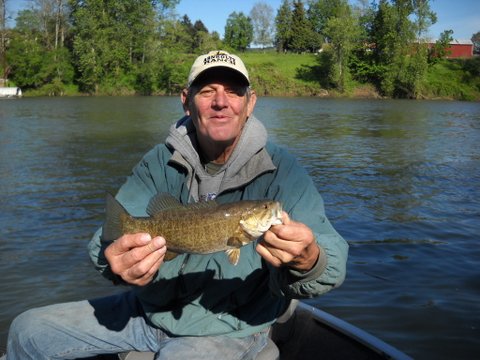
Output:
[0,97,479,359]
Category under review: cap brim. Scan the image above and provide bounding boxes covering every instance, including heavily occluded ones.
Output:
[189,67,249,88]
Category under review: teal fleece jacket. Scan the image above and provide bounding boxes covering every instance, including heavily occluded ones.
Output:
[88,116,348,338]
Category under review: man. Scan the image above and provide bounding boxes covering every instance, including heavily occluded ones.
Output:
[3,50,348,359]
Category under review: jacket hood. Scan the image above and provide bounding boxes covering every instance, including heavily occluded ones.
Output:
[165,115,275,201]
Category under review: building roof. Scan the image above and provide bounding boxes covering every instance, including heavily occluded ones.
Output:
[449,39,473,45]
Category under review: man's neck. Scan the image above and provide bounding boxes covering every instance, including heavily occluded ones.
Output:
[198,137,239,165]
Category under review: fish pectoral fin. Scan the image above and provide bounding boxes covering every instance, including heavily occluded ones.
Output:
[225,249,241,265]
[163,250,179,261]
[227,236,244,247]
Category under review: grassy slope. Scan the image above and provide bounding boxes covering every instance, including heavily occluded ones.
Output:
[240,52,325,96]
[242,51,479,100]
[420,58,480,101]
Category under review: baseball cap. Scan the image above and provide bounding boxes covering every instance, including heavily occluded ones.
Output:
[187,50,250,87]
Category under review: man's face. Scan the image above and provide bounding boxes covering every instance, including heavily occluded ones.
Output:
[182,71,256,150]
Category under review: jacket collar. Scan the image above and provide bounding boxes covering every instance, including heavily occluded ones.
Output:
[166,116,276,201]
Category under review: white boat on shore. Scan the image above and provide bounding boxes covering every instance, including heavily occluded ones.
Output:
[0,87,22,98]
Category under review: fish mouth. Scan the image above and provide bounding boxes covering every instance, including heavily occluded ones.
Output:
[271,202,283,226]
[261,202,283,229]
[240,201,283,238]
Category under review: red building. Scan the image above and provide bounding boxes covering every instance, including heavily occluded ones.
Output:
[441,39,473,58]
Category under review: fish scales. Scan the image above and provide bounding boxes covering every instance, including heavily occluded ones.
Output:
[121,207,250,254]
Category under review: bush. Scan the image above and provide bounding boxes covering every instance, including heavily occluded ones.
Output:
[419,59,480,101]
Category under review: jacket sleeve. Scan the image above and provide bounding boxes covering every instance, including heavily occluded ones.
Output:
[265,145,349,299]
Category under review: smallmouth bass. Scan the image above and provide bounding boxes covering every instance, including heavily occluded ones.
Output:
[102,193,283,265]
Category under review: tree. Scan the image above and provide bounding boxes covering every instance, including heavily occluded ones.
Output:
[193,19,208,34]
[192,20,212,51]
[307,0,342,42]
[323,0,360,92]
[1,0,6,78]
[156,0,180,17]
[412,0,436,40]
[290,0,311,52]
[0,0,4,30]
[6,1,74,92]
[471,31,480,54]
[70,0,158,93]
[367,0,435,98]
[430,29,453,62]
[179,15,195,51]
[22,0,69,51]
[250,1,274,48]
[178,16,222,53]
[8,8,73,91]
[275,0,292,52]
[224,12,253,52]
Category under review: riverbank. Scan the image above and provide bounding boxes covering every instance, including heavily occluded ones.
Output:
[19,53,480,101]
[240,52,480,101]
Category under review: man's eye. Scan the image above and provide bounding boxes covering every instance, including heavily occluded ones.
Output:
[199,90,214,96]
[226,88,242,96]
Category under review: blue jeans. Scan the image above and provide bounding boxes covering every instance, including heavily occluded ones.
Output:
[3,291,268,359]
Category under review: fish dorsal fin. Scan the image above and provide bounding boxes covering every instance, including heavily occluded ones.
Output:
[147,193,218,216]
[184,200,218,211]
[147,193,184,216]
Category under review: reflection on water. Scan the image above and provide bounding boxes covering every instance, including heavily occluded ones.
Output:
[1,97,479,359]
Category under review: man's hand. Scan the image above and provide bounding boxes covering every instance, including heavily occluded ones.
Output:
[104,233,166,286]
[256,212,320,272]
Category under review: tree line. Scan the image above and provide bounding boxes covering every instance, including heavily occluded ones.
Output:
[0,0,478,98]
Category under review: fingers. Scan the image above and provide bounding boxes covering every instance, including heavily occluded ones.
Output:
[267,219,313,255]
[256,236,301,267]
[122,235,165,269]
[124,243,166,286]
[257,216,318,270]
[256,242,283,267]
[257,230,301,268]
[109,233,153,255]
[105,233,167,285]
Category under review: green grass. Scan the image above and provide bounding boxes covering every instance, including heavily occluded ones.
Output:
[420,58,480,101]
[240,51,324,96]
[242,51,318,79]
[242,52,480,101]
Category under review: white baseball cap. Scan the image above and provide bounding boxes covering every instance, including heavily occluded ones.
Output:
[187,50,250,87]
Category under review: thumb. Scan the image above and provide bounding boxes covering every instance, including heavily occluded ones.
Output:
[281,211,291,225]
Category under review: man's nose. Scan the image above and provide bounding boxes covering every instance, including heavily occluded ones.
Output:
[212,89,228,109]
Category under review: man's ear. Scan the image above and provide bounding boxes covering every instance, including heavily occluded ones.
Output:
[181,88,190,115]
[247,90,257,117]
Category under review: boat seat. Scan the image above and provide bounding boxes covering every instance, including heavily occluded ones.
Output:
[118,300,299,360]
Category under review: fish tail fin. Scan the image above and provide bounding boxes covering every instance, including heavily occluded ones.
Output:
[102,193,128,243]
